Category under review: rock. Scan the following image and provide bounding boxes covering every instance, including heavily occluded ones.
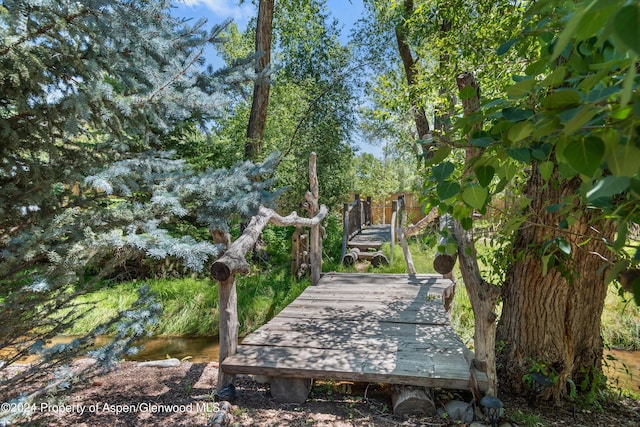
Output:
[215,383,237,402]
[470,423,488,427]
[269,377,312,404]
[137,358,180,368]
[207,400,233,427]
[438,400,474,423]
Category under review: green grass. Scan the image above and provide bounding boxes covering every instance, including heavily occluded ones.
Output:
[602,287,640,350]
[67,264,310,338]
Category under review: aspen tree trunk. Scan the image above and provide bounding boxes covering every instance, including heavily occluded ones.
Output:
[496,164,615,402]
[245,0,274,160]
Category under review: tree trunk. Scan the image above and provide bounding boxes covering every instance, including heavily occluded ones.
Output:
[496,164,615,402]
[394,0,431,160]
[245,0,274,160]
[453,72,500,396]
[453,219,500,396]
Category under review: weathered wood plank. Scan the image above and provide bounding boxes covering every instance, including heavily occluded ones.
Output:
[241,325,466,353]
[275,304,450,325]
[253,317,449,337]
[222,345,487,391]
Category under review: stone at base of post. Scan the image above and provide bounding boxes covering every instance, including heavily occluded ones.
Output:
[391,385,436,417]
[270,377,312,404]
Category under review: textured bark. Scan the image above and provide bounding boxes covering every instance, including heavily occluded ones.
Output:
[453,219,500,396]
[496,164,615,402]
[217,275,238,391]
[245,0,274,160]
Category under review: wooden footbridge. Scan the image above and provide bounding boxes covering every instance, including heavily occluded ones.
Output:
[210,155,487,414]
[222,273,488,404]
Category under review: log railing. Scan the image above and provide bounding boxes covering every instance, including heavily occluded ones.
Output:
[340,194,372,263]
[210,153,327,391]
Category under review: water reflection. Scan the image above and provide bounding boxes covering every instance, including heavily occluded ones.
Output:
[130,336,219,362]
[2,336,220,364]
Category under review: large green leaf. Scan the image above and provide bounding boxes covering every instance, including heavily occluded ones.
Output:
[563,137,604,176]
[427,146,452,165]
[462,186,488,209]
[539,161,555,181]
[506,147,531,163]
[613,5,640,56]
[502,108,533,122]
[474,165,495,187]
[507,79,537,99]
[436,181,461,200]
[543,89,581,109]
[507,121,534,142]
[607,144,640,176]
[497,38,518,56]
[432,162,455,182]
[586,176,631,201]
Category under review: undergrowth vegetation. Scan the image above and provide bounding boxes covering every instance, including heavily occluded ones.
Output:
[70,221,639,353]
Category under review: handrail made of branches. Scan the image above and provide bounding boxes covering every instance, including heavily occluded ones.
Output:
[209,153,326,392]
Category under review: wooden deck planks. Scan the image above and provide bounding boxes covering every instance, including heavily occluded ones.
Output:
[347,224,391,251]
[222,273,488,391]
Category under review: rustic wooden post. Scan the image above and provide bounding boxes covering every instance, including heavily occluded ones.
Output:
[306,152,322,286]
[341,202,350,264]
[366,196,372,225]
[390,200,397,264]
[211,213,269,391]
[217,275,239,390]
[397,195,417,274]
[292,227,301,277]
[354,193,362,234]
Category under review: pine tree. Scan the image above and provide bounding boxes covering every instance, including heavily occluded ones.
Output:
[0,1,274,415]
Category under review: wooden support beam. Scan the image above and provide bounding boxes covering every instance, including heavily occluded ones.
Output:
[390,200,397,265]
[306,152,322,286]
[342,247,360,266]
[397,195,416,274]
[392,386,436,417]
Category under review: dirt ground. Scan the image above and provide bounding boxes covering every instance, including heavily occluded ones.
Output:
[7,360,640,426]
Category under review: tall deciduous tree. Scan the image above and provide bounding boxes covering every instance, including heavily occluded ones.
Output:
[245,0,275,160]
[394,0,431,153]
[0,0,276,414]
[423,0,640,401]
[215,0,357,210]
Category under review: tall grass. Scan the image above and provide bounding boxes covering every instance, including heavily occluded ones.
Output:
[602,287,640,350]
[68,266,310,338]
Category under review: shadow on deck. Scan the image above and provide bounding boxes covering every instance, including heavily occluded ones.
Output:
[222,273,488,403]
